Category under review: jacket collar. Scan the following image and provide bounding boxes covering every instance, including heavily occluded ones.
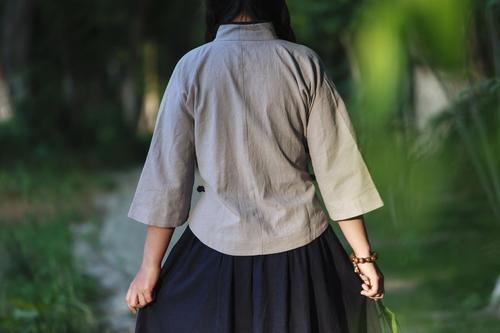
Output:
[214,21,278,41]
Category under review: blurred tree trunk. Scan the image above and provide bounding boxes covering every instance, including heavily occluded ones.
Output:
[0,66,12,121]
[487,275,500,317]
[413,65,451,131]
[137,40,159,134]
[120,0,148,130]
[120,74,138,128]
[1,0,34,107]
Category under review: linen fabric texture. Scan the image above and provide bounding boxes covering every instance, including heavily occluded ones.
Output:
[127,21,384,256]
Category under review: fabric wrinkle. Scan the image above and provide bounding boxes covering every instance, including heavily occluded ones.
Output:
[127,21,385,256]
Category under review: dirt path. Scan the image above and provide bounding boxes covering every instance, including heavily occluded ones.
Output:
[71,167,203,332]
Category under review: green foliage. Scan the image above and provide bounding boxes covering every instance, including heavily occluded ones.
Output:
[0,0,202,167]
[287,0,362,95]
[351,0,471,117]
[0,164,114,332]
[405,0,470,69]
[430,78,500,218]
[0,217,102,333]
[375,301,401,333]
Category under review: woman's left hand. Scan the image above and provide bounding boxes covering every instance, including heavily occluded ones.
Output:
[125,264,161,313]
[356,261,384,301]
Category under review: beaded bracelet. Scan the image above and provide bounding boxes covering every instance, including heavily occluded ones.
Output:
[349,251,378,274]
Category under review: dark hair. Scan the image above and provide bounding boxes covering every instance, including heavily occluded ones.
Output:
[204,0,296,43]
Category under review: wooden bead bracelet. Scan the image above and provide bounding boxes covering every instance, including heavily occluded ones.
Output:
[349,251,378,274]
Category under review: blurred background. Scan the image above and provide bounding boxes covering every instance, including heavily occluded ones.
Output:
[0,0,499,332]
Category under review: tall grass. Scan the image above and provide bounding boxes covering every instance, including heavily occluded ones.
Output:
[0,164,113,332]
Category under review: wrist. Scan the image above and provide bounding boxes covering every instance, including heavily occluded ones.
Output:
[352,248,372,258]
[141,261,161,271]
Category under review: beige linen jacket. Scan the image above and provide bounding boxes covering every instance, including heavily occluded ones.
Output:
[127,21,384,256]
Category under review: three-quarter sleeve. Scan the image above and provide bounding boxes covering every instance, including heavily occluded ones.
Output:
[306,73,384,221]
[127,64,195,228]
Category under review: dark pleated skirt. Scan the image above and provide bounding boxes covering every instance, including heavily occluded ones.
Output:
[135,223,384,333]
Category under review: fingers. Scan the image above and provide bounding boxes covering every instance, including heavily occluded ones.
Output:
[125,284,155,314]
[359,274,371,287]
[126,292,139,313]
[143,289,154,303]
[360,275,384,300]
[126,286,131,305]
[138,292,147,307]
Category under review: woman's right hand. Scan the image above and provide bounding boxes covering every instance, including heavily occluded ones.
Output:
[125,264,161,313]
[355,262,384,300]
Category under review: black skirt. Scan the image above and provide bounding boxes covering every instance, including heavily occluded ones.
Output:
[135,223,384,333]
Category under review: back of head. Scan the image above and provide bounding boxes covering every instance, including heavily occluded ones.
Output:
[204,0,296,43]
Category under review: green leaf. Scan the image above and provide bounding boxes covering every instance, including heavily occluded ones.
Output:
[376,301,402,333]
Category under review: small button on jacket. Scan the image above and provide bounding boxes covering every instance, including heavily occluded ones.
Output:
[127,21,384,256]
